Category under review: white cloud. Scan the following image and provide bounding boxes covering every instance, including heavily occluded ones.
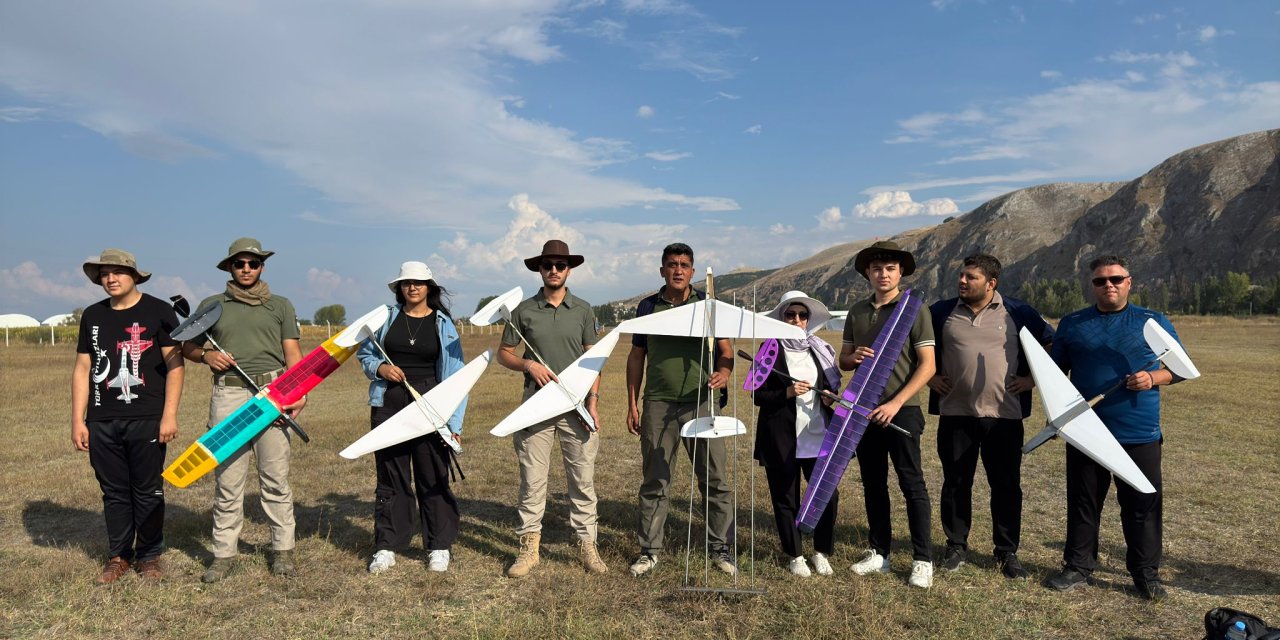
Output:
[305,267,356,301]
[0,106,42,122]
[769,223,794,235]
[816,206,844,231]
[1195,25,1233,43]
[644,149,692,162]
[1040,70,1062,80]
[715,91,741,100]
[1133,13,1165,26]
[0,261,101,307]
[0,2,735,224]
[636,104,655,118]
[744,124,762,134]
[852,192,959,219]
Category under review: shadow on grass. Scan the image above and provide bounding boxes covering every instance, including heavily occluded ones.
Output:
[1033,537,1279,597]
[22,499,206,561]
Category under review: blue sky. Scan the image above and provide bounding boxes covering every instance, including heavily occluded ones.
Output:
[2,0,1277,321]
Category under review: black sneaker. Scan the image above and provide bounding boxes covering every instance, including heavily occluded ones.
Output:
[1135,578,1167,602]
[1045,567,1089,591]
[998,553,1029,580]
[941,545,966,572]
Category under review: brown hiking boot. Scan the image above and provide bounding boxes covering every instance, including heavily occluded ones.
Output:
[270,549,296,577]
[506,533,541,578]
[96,557,131,585]
[135,558,165,581]
[201,557,237,584]
[578,539,608,574]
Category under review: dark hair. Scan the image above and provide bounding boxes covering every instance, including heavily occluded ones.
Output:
[394,279,452,316]
[1088,255,1129,272]
[661,242,694,265]
[863,252,902,268]
[962,254,1002,284]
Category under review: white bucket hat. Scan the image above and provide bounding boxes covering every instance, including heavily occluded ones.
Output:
[767,290,833,333]
[387,261,435,292]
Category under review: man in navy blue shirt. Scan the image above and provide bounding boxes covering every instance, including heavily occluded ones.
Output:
[1045,255,1187,602]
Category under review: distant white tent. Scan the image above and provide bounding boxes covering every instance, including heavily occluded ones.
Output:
[0,314,40,328]
[42,313,75,326]
[824,310,848,332]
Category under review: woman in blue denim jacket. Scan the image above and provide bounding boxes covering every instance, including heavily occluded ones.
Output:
[356,261,467,574]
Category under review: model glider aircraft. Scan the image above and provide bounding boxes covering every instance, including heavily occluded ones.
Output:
[163,306,390,488]
[339,350,493,458]
[614,270,806,439]
[490,329,621,437]
[472,286,603,433]
[795,288,923,532]
[168,298,310,441]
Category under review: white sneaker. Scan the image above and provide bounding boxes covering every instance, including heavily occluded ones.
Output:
[713,552,738,576]
[788,556,812,577]
[427,549,451,573]
[368,549,396,574]
[909,560,934,588]
[629,553,658,577]
[811,552,834,576]
[851,549,890,575]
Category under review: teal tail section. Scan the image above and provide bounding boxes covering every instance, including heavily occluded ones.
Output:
[199,394,283,462]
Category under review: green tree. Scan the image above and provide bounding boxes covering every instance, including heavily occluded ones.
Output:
[314,304,346,326]
[1220,272,1251,314]
[475,295,497,313]
[62,307,84,326]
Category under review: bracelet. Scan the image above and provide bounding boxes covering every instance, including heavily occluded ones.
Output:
[587,391,599,399]
[198,348,208,362]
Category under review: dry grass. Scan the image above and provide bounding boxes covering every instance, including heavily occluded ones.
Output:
[1,318,1277,639]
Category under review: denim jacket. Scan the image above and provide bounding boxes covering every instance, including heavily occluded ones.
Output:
[357,304,468,434]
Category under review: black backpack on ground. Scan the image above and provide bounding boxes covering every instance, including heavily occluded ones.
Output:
[1204,607,1280,640]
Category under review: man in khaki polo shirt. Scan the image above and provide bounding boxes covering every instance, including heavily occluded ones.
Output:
[182,237,305,583]
[926,254,1053,580]
[497,240,605,577]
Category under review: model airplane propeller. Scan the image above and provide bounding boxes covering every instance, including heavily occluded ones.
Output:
[1022,318,1200,456]
[339,350,492,459]
[796,288,923,532]
[472,286,601,433]
[163,305,390,488]
[168,296,310,442]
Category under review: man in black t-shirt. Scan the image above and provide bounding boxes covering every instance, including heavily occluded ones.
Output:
[71,248,184,584]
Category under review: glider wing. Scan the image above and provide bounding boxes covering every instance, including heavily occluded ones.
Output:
[616,299,805,340]
[490,330,621,437]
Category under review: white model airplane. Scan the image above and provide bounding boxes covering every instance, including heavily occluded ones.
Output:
[615,269,806,439]
[1019,326,1161,493]
[338,350,493,459]
[490,329,622,437]
[473,286,603,432]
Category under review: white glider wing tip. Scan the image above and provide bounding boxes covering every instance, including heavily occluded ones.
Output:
[490,331,621,437]
[1143,319,1200,380]
[1060,411,1157,494]
[471,287,524,327]
[333,306,392,348]
[680,416,746,439]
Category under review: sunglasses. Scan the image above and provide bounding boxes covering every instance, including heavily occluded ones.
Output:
[1091,275,1129,287]
[400,280,428,289]
[232,259,262,270]
[540,261,570,272]
[784,310,810,320]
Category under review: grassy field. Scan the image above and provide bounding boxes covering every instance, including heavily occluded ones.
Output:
[1,317,1277,639]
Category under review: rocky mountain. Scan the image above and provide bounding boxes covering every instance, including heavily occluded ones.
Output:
[617,129,1279,311]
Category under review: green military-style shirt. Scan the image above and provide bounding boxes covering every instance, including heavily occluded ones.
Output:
[197,292,300,376]
[501,288,597,385]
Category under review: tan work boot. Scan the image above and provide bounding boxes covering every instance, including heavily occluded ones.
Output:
[506,533,541,578]
[578,539,608,574]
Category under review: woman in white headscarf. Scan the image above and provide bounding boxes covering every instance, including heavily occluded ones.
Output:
[752,291,842,577]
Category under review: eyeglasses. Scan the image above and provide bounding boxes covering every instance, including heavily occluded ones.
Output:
[540,261,570,272]
[783,311,810,320]
[1091,275,1130,287]
[232,259,262,270]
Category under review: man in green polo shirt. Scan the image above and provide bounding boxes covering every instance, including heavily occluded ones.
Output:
[497,240,606,578]
[182,237,305,583]
[624,242,736,577]
[839,240,937,588]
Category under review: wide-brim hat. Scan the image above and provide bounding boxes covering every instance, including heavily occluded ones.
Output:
[767,290,832,333]
[83,248,151,284]
[523,239,585,272]
[217,237,276,272]
[387,261,435,292]
[853,240,916,279]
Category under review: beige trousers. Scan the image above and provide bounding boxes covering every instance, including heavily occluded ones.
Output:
[208,383,295,558]
[512,386,600,541]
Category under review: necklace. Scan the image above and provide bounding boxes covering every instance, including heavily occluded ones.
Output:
[403,312,427,346]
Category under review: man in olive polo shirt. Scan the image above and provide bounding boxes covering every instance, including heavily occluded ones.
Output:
[926,254,1053,580]
[839,240,937,588]
[624,242,735,577]
[182,237,305,583]
[497,240,606,577]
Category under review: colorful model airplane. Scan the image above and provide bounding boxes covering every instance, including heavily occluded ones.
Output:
[490,329,621,437]
[471,286,603,433]
[339,350,493,459]
[795,288,923,533]
[615,269,806,439]
[163,306,390,488]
